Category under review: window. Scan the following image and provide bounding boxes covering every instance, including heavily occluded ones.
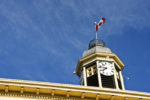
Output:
[86,65,97,77]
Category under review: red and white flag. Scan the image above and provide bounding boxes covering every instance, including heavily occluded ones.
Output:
[95,18,105,31]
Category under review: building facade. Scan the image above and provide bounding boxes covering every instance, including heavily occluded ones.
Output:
[0,38,150,100]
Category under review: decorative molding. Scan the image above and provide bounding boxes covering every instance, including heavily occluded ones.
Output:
[110,95,115,100]
[0,92,87,100]
[51,89,55,96]
[96,94,100,100]
[66,91,70,98]
[36,88,40,95]
[0,78,150,100]
[20,87,24,94]
[81,92,85,99]
[5,85,8,93]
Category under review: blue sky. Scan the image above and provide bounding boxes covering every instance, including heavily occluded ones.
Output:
[0,0,150,92]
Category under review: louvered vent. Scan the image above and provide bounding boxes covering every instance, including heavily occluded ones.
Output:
[87,74,99,87]
[101,74,115,88]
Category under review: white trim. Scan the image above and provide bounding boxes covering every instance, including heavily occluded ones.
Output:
[83,67,87,86]
[119,71,125,90]
[96,61,102,88]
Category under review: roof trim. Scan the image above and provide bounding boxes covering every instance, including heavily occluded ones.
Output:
[0,78,150,99]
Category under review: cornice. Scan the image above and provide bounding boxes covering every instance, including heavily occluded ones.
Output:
[76,52,124,76]
[0,78,150,100]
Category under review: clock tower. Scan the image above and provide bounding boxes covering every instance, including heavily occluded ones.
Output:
[75,38,125,90]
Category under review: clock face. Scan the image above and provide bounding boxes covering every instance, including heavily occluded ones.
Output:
[98,61,115,76]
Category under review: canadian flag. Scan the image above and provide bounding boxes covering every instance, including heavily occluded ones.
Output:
[95,18,105,31]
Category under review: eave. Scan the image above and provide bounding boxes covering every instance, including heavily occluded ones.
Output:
[0,78,150,100]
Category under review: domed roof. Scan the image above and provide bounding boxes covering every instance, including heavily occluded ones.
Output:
[88,38,105,49]
[83,38,112,57]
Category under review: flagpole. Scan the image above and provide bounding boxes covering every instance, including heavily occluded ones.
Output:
[96,31,98,39]
[94,22,98,40]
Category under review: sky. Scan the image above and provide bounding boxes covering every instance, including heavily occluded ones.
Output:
[0,0,150,93]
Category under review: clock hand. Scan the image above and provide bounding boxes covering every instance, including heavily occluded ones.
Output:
[103,67,107,71]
